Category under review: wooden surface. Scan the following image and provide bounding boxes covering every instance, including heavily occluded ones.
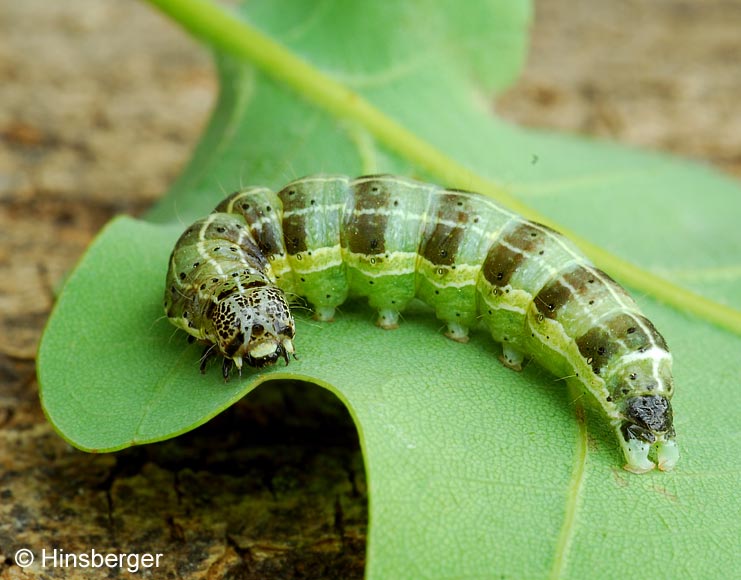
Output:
[1,1,739,578]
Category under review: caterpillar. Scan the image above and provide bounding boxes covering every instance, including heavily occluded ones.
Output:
[164,174,678,474]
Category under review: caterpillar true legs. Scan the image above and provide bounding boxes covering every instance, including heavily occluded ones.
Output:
[164,174,678,473]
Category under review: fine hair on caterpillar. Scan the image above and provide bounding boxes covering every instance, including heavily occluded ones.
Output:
[164,174,678,474]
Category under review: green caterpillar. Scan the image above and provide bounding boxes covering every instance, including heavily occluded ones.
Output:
[164,174,678,474]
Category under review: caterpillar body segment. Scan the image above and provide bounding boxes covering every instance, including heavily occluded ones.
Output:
[164,174,678,473]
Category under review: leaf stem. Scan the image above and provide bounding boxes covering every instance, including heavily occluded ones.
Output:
[144,0,741,336]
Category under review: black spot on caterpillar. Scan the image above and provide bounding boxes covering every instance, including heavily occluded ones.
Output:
[164,174,678,474]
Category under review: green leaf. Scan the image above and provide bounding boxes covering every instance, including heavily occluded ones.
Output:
[39,0,741,577]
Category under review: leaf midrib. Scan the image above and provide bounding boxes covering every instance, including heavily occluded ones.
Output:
[144,0,741,337]
[549,385,589,580]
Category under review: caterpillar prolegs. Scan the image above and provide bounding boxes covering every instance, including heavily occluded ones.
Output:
[164,175,678,474]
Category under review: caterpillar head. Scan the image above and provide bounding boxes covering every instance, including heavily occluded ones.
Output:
[212,286,295,375]
[619,394,678,474]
